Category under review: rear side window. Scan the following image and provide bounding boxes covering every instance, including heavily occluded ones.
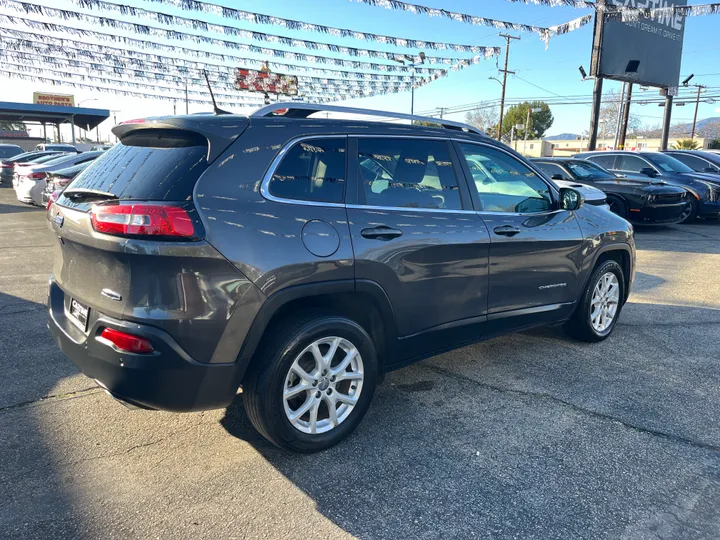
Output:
[585,154,616,170]
[0,146,22,158]
[268,138,346,203]
[535,162,568,179]
[64,129,208,201]
[615,154,648,173]
[357,138,462,210]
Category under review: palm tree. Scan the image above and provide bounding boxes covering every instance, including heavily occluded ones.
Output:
[671,138,701,150]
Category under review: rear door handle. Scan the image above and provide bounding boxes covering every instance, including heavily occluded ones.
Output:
[361,226,403,241]
[493,225,521,237]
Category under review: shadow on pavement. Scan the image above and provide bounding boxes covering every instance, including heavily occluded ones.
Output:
[220,300,720,539]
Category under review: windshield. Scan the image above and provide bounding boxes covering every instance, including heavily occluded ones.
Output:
[645,153,694,174]
[566,161,616,180]
[0,147,22,158]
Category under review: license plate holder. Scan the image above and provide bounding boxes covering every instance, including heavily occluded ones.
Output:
[68,298,90,331]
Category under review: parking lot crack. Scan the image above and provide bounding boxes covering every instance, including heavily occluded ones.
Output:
[423,364,720,454]
[0,387,101,414]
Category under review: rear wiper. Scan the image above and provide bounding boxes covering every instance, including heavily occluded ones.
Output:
[63,188,118,201]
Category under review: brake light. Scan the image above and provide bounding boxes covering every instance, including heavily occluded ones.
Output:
[0,163,12,168]
[100,328,154,354]
[55,178,71,186]
[46,190,60,211]
[28,172,46,180]
[91,203,195,237]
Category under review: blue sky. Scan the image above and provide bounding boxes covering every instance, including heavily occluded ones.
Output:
[2,0,719,140]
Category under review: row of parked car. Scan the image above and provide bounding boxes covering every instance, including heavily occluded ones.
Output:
[0,143,109,207]
[531,149,720,225]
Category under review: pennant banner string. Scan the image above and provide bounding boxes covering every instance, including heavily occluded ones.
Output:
[0,9,473,74]
[74,0,491,54]
[347,1,594,43]
[0,27,431,82]
[3,0,471,65]
[0,45,423,95]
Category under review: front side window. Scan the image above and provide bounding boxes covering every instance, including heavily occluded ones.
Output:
[646,153,696,174]
[669,153,714,172]
[615,154,649,173]
[269,138,346,203]
[357,138,462,210]
[458,143,553,213]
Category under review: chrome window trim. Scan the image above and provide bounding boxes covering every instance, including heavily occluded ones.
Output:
[260,134,348,209]
[346,204,477,215]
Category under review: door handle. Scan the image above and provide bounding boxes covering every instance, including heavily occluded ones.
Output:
[361,226,403,241]
[493,225,521,237]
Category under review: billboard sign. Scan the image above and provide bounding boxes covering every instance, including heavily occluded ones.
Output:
[33,92,75,107]
[235,69,298,96]
[591,0,687,88]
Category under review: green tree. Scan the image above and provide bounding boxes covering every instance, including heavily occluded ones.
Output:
[671,138,701,150]
[501,101,553,142]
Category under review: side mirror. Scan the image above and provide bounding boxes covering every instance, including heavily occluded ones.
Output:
[560,187,583,211]
[639,167,657,178]
[551,173,564,180]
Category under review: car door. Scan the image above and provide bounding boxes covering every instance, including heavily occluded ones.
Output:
[583,154,618,171]
[454,142,584,327]
[346,136,491,345]
[614,154,657,177]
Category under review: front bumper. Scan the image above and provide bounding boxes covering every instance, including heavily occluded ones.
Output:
[627,201,689,224]
[48,279,243,412]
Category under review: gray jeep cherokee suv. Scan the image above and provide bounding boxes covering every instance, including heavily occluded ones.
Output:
[48,104,635,452]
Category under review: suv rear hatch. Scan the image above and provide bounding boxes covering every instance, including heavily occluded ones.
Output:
[49,116,249,362]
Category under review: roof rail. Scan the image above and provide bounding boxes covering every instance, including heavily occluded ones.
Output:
[251,102,485,136]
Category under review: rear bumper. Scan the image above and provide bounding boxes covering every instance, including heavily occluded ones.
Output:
[48,279,243,412]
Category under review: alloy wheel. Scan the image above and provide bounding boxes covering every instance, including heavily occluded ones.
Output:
[283,336,364,435]
[590,272,620,333]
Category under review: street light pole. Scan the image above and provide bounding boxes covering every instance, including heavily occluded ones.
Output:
[523,107,542,155]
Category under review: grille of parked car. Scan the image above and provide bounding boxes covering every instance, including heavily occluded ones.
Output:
[654,193,686,204]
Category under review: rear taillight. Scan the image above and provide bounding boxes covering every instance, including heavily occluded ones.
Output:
[99,328,154,354]
[56,178,71,186]
[28,172,46,180]
[91,203,195,238]
[0,163,12,168]
[46,190,60,211]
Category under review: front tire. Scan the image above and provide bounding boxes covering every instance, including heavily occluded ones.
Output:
[607,196,627,220]
[678,198,698,224]
[565,260,625,342]
[243,314,378,453]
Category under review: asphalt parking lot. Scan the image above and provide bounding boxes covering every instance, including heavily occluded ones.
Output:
[1,183,719,540]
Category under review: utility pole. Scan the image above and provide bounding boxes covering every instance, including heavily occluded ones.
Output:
[660,91,673,151]
[437,107,446,119]
[496,33,520,142]
[588,0,607,151]
[691,84,706,139]
[185,78,189,114]
[618,83,633,149]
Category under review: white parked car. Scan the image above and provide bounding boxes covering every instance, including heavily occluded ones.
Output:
[15,152,102,205]
[553,178,611,211]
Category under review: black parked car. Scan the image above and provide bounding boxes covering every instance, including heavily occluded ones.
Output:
[0,143,23,159]
[48,104,635,452]
[533,158,690,224]
[575,151,720,222]
[42,161,95,207]
[663,150,720,174]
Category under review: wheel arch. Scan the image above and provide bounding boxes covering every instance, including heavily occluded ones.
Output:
[237,280,398,381]
[589,245,633,303]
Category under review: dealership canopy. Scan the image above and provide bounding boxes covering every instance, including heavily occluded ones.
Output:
[0,101,110,131]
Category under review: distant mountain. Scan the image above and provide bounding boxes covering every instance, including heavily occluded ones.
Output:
[545,133,581,140]
[671,117,720,136]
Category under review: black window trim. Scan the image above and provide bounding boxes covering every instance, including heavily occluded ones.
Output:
[348,135,475,213]
[453,140,562,216]
[260,134,348,208]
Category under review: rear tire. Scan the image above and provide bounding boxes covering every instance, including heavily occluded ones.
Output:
[607,196,627,219]
[678,198,698,224]
[243,313,378,453]
[564,260,625,343]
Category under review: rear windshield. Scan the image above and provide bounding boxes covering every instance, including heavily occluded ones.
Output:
[62,129,208,202]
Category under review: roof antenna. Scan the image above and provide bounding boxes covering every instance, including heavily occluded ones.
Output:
[202,70,231,115]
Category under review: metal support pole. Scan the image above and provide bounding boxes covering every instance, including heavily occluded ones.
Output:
[42,123,47,142]
[619,83,633,149]
[496,34,520,142]
[588,0,606,151]
[70,116,76,145]
[411,70,415,116]
[185,79,189,114]
[613,82,626,150]
[660,94,673,151]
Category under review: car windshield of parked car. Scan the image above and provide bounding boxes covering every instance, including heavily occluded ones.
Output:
[566,161,616,180]
[0,147,22,159]
[645,153,694,174]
